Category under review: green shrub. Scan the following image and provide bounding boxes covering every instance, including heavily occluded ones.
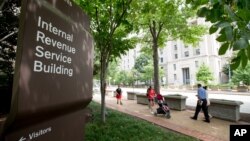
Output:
[85,102,198,141]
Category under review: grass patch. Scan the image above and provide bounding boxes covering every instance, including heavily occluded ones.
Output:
[85,102,198,141]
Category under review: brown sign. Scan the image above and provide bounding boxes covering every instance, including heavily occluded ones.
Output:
[5,108,91,141]
[3,0,93,140]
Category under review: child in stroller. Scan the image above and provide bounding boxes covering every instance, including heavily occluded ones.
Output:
[154,93,171,119]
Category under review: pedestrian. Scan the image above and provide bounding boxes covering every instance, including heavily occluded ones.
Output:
[203,86,212,119]
[146,86,156,112]
[115,84,123,105]
[190,84,210,123]
[156,92,165,104]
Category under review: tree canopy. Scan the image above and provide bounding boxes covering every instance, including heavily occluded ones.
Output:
[232,63,250,85]
[188,0,250,69]
[134,53,151,73]
[196,63,214,85]
[131,0,205,93]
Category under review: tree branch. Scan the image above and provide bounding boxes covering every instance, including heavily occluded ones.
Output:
[0,29,18,42]
[0,0,7,11]
[149,20,157,39]
[156,22,164,39]
[110,0,133,36]
[95,7,101,32]
[0,40,16,47]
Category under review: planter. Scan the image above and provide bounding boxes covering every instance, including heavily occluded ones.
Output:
[164,94,187,111]
[186,85,194,90]
[209,86,219,91]
[106,89,116,97]
[168,85,175,89]
[127,91,136,100]
[219,86,231,91]
[209,99,243,122]
[237,86,248,92]
[136,93,148,105]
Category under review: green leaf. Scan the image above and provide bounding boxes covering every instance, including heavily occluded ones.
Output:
[236,0,250,9]
[247,47,250,60]
[219,26,233,41]
[230,57,241,70]
[233,38,248,50]
[197,7,209,17]
[215,21,231,28]
[209,4,224,23]
[216,34,226,42]
[210,0,219,4]
[219,42,230,55]
[209,25,218,34]
[224,26,233,41]
[224,5,238,21]
[185,0,192,4]
[241,51,248,68]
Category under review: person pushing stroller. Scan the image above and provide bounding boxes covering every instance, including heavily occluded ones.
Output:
[154,93,171,119]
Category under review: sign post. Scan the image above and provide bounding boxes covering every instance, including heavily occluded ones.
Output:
[2,0,93,140]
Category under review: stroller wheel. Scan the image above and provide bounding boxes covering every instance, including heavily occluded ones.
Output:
[165,112,171,119]
[166,114,171,119]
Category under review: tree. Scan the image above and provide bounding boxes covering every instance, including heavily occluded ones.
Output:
[141,60,154,85]
[107,61,119,85]
[76,0,134,122]
[134,53,151,73]
[0,0,20,115]
[188,0,250,69]
[222,63,233,78]
[115,69,134,86]
[196,63,214,85]
[132,0,205,94]
[0,0,20,89]
[231,63,250,86]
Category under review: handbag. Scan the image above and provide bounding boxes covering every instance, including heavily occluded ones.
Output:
[198,100,203,106]
[207,98,210,106]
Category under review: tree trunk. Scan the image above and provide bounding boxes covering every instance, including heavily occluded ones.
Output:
[149,21,162,94]
[152,38,160,94]
[100,55,108,123]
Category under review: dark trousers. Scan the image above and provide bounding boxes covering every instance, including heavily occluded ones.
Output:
[193,99,210,121]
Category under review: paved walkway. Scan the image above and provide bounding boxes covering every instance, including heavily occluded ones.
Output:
[92,93,250,141]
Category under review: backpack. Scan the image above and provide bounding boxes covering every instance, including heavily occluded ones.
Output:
[116,88,121,94]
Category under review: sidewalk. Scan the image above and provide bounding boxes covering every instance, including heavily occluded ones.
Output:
[92,93,250,141]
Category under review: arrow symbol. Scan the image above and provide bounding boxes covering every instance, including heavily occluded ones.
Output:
[19,136,26,141]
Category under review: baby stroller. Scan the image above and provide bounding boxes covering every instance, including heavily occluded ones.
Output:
[154,93,171,119]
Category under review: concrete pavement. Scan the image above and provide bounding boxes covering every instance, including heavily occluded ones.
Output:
[92,93,250,141]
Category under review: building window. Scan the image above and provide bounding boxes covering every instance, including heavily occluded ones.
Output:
[196,49,200,55]
[174,45,177,50]
[174,54,178,59]
[195,61,199,68]
[160,57,163,63]
[160,49,163,55]
[173,64,176,70]
[184,51,189,57]
[174,74,177,80]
